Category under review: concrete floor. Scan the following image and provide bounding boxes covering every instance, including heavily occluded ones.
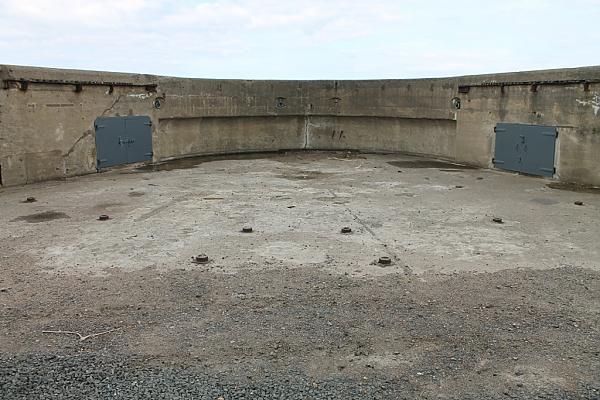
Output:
[2,151,600,398]
[1,151,598,277]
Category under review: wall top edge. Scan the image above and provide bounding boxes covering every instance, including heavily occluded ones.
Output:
[2,64,600,87]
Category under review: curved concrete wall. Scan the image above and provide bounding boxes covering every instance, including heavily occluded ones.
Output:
[1,64,599,186]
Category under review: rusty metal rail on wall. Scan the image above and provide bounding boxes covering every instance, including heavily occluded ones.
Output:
[458,78,600,93]
[2,78,158,92]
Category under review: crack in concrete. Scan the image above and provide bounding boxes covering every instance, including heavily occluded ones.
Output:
[63,93,124,161]
[64,130,93,157]
[135,194,192,222]
[328,188,411,274]
[101,94,123,116]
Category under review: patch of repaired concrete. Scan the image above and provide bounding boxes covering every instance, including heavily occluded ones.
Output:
[530,198,560,205]
[257,241,328,264]
[315,196,351,204]
[11,211,70,223]
[388,160,475,169]
[94,202,124,210]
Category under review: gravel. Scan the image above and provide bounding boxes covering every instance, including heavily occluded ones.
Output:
[2,353,599,399]
[1,354,409,400]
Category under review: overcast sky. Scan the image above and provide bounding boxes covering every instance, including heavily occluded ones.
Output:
[0,0,598,79]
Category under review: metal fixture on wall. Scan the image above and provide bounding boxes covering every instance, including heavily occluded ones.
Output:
[458,78,598,94]
[451,97,461,110]
[276,97,287,109]
[154,97,165,109]
[2,78,157,93]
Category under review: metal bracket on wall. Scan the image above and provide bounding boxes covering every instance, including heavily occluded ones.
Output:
[458,78,599,94]
[1,78,158,92]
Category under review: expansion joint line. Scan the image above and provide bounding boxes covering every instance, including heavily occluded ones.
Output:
[303,115,311,149]
[328,189,411,274]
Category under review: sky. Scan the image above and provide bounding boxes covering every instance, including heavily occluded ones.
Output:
[0,0,598,80]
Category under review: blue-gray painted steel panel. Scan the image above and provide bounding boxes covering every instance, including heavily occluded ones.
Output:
[493,124,523,173]
[95,116,153,169]
[95,117,127,168]
[520,125,557,177]
[493,123,556,177]
[124,116,153,164]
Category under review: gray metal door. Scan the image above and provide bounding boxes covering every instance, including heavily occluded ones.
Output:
[493,123,557,177]
[95,116,153,169]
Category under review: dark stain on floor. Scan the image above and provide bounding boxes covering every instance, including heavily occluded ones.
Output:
[531,198,560,205]
[130,151,369,173]
[547,182,600,194]
[133,152,289,172]
[12,211,70,223]
[315,196,350,204]
[277,170,333,181]
[388,160,476,169]
[128,192,145,197]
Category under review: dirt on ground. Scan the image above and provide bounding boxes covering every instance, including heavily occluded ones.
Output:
[0,255,599,399]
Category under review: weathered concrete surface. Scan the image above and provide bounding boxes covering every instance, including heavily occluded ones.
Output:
[307,116,457,157]
[0,152,598,398]
[1,64,599,187]
[1,152,598,275]
[158,116,307,159]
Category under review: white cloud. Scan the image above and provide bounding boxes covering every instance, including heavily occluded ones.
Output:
[0,0,153,22]
[0,0,597,79]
